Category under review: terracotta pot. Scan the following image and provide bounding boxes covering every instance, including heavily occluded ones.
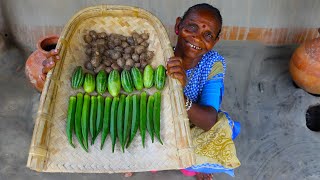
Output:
[289,31,320,95]
[25,35,59,92]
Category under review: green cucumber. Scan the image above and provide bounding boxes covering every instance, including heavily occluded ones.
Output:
[155,65,166,90]
[71,66,85,89]
[143,65,154,88]
[108,70,121,97]
[131,67,143,90]
[121,70,134,93]
[96,70,108,95]
[83,73,95,93]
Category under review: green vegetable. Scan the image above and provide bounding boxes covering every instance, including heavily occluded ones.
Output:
[131,67,143,90]
[155,65,166,90]
[83,73,95,93]
[96,70,108,95]
[93,95,104,144]
[100,97,112,150]
[81,94,91,150]
[126,94,140,148]
[75,93,87,152]
[146,95,154,143]
[121,69,134,93]
[108,70,121,97]
[143,65,154,88]
[123,95,132,146]
[140,92,147,147]
[66,96,76,148]
[89,96,97,145]
[153,92,163,144]
[110,96,119,152]
[117,95,126,152]
[71,66,85,89]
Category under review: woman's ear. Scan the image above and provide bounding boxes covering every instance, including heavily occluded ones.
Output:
[175,17,182,34]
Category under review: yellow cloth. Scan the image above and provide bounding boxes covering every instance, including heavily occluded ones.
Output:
[191,112,241,169]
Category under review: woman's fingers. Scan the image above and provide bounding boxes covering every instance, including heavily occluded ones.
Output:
[166,66,184,75]
[46,49,59,58]
[42,60,55,74]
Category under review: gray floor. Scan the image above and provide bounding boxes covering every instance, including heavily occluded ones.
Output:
[1,40,320,180]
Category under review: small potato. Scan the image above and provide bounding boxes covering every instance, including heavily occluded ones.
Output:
[111,63,121,71]
[139,53,147,61]
[121,41,129,48]
[98,32,107,39]
[111,51,121,60]
[85,48,92,56]
[127,37,135,46]
[117,58,125,68]
[141,33,149,40]
[140,41,149,48]
[89,30,97,40]
[109,33,116,41]
[105,67,113,73]
[114,46,124,52]
[83,34,93,44]
[84,61,94,70]
[136,37,144,45]
[104,49,114,57]
[93,50,100,56]
[134,63,141,68]
[135,45,146,55]
[132,32,140,40]
[125,59,135,67]
[102,56,107,61]
[108,41,116,49]
[141,60,148,68]
[132,53,140,62]
[114,38,122,46]
[119,35,127,41]
[124,65,131,71]
[124,47,133,54]
[146,51,155,60]
[91,56,101,68]
[123,53,131,60]
[98,45,105,53]
[103,59,112,66]
[94,64,106,74]
[96,39,105,45]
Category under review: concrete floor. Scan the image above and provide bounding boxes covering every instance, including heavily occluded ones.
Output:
[1,41,320,180]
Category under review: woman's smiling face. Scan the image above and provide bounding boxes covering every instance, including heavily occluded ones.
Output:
[175,8,221,61]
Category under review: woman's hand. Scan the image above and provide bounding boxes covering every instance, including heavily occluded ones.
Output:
[40,49,60,80]
[166,56,187,87]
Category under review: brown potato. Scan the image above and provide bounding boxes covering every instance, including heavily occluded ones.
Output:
[121,41,129,48]
[136,37,144,45]
[103,59,112,66]
[98,32,107,39]
[132,53,140,62]
[105,67,113,73]
[139,53,147,61]
[127,37,135,46]
[83,34,93,44]
[85,48,92,56]
[84,61,94,70]
[124,47,133,54]
[94,64,106,73]
[104,49,114,57]
[111,51,121,60]
[96,39,105,45]
[108,41,116,49]
[125,59,135,67]
[114,38,122,46]
[117,58,125,68]
[119,35,127,41]
[89,30,97,40]
[114,46,124,52]
[140,41,149,48]
[123,53,131,60]
[132,32,140,40]
[141,60,148,68]
[91,56,101,68]
[141,33,149,40]
[98,45,105,53]
[146,51,155,60]
[109,33,116,41]
[134,63,141,68]
[111,63,121,71]
[124,65,131,71]
[135,45,146,55]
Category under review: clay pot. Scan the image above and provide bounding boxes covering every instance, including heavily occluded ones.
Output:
[25,35,59,92]
[289,31,320,94]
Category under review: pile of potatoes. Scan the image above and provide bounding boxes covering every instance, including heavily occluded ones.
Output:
[83,30,155,73]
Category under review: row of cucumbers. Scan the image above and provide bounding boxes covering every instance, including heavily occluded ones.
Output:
[66,91,162,152]
[71,65,166,96]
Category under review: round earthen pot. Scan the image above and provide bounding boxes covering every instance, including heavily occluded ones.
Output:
[25,35,59,92]
[289,33,320,94]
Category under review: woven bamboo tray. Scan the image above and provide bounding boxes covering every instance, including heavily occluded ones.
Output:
[27,5,194,173]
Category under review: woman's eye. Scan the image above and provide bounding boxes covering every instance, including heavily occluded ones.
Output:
[186,24,197,32]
